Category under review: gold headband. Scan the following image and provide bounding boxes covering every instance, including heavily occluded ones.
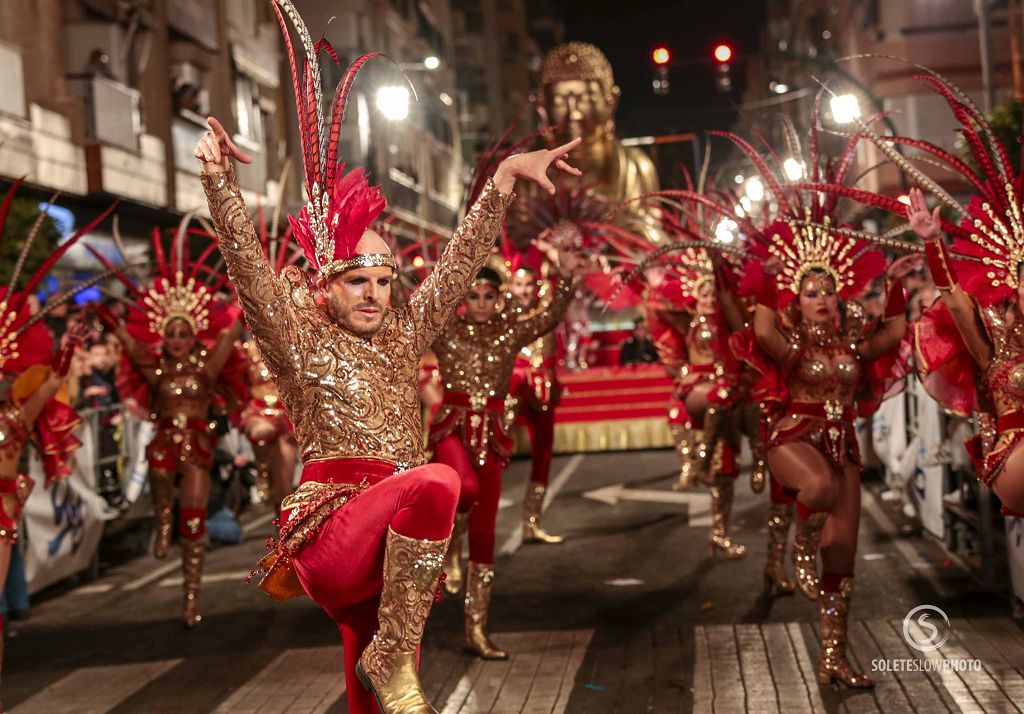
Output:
[319,253,397,280]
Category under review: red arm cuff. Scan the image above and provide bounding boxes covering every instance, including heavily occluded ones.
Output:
[924,239,956,291]
[756,272,779,311]
[882,279,906,321]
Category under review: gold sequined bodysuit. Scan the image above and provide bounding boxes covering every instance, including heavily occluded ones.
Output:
[429,279,574,464]
[770,307,868,474]
[146,353,217,471]
[0,401,32,543]
[202,167,513,470]
[973,305,1024,485]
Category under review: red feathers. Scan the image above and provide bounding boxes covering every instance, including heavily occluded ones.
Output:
[288,165,386,270]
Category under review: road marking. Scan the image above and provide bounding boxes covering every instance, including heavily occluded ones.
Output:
[212,645,344,713]
[11,659,182,713]
[242,510,276,534]
[860,485,957,598]
[122,559,182,592]
[583,482,711,515]
[439,629,593,714]
[71,582,115,595]
[499,454,584,556]
[158,569,254,587]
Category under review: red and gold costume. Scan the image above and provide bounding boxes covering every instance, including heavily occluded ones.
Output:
[209,5,516,710]
[0,180,112,697]
[429,270,574,658]
[733,132,910,687]
[96,219,244,628]
[241,339,296,507]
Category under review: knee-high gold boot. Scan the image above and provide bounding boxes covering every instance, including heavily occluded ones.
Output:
[816,577,874,688]
[443,512,468,595]
[250,439,273,504]
[764,503,795,594]
[464,562,508,660]
[669,423,705,491]
[522,482,563,544]
[707,472,746,559]
[741,402,767,494]
[356,528,448,713]
[181,539,205,628]
[792,511,827,600]
[149,471,175,560]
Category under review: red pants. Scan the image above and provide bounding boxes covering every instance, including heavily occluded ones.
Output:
[432,435,504,564]
[522,404,556,486]
[290,460,459,714]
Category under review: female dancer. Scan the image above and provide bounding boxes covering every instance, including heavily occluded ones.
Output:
[96,226,242,627]
[430,251,579,659]
[745,219,916,686]
[0,182,115,692]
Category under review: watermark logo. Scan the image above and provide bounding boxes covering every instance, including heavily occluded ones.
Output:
[902,605,950,652]
[871,605,982,674]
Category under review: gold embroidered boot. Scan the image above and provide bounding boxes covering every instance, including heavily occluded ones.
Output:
[250,440,273,504]
[670,423,705,491]
[792,511,827,601]
[707,472,746,559]
[149,471,174,559]
[816,577,874,688]
[522,482,563,544]
[181,539,205,628]
[464,562,508,660]
[356,529,447,713]
[443,513,468,595]
[742,402,767,494]
[764,503,795,594]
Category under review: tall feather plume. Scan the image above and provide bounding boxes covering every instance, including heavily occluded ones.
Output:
[710,130,793,214]
[7,190,61,297]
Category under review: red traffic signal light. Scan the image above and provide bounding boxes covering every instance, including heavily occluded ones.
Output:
[713,43,733,63]
[652,46,671,65]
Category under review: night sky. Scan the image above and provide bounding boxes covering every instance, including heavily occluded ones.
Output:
[557,0,768,140]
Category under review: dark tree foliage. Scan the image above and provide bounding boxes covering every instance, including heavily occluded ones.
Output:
[0,196,60,291]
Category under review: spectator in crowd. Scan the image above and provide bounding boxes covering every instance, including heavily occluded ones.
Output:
[77,337,125,509]
[2,541,30,622]
[618,317,660,365]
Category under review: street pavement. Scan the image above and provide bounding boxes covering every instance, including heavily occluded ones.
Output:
[5,448,1021,713]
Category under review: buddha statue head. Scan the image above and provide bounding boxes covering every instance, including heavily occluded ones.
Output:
[537,42,620,146]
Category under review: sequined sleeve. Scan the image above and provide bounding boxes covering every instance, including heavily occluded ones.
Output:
[403,178,514,353]
[200,167,296,379]
[511,275,575,348]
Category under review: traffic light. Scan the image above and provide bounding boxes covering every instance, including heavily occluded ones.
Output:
[712,42,734,93]
[651,45,671,96]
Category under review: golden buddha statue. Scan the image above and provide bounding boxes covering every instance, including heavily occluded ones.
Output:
[536,42,661,238]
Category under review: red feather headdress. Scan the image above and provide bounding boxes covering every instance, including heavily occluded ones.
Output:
[801,58,1024,306]
[0,180,118,376]
[270,0,395,280]
[88,213,236,345]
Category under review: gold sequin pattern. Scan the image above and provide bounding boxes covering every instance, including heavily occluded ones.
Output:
[202,168,513,467]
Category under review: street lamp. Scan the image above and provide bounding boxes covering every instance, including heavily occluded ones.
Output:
[714,218,738,243]
[744,177,764,202]
[783,158,804,181]
[376,86,410,121]
[830,94,861,124]
[423,56,441,70]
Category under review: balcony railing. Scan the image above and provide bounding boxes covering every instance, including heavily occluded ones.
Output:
[67,76,141,152]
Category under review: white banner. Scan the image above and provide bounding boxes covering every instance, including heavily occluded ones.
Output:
[912,378,946,539]
[1007,516,1024,604]
[23,424,107,595]
[872,393,907,477]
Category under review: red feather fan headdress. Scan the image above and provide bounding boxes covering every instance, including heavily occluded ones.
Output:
[270,0,395,281]
[800,58,1024,307]
[87,213,237,345]
[0,180,118,376]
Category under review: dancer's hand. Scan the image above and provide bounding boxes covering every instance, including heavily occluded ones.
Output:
[886,253,925,281]
[906,187,942,240]
[194,117,253,173]
[492,138,583,195]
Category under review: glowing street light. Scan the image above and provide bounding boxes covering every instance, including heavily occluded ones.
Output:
[830,94,861,124]
[783,158,805,181]
[713,43,733,63]
[423,55,441,70]
[744,177,765,202]
[652,46,671,65]
[377,86,410,121]
[714,218,738,244]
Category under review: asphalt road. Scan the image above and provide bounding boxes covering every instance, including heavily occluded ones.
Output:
[4,448,1015,713]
